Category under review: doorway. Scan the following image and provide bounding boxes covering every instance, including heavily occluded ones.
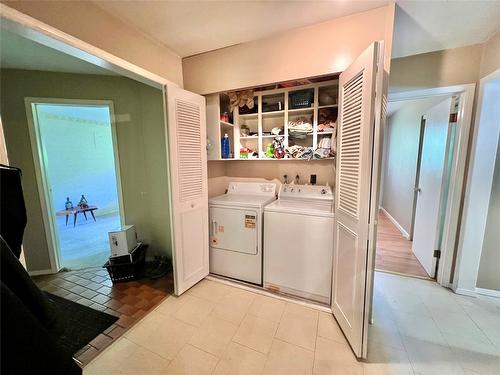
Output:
[377,95,457,279]
[26,100,123,270]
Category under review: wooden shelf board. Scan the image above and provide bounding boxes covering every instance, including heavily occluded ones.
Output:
[220,121,234,127]
[239,113,258,118]
[318,104,338,109]
[288,107,314,113]
[262,110,285,116]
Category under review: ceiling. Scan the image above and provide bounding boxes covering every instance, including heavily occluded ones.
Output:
[92,0,500,59]
[392,1,500,58]
[92,0,389,58]
[0,29,116,75]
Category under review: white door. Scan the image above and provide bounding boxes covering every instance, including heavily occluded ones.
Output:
[412,98,452,277]
[165,84,209,296]
[210,207,258,254]
[332,42,380,358]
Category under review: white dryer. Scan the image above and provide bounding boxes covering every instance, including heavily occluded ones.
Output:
[264,184,334,304]
[209,182,276,285]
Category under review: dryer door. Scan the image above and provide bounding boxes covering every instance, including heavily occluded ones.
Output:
[210,207,258,255]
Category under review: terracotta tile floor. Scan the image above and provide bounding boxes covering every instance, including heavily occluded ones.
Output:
[33,268,174,366]
[375,209,429,278]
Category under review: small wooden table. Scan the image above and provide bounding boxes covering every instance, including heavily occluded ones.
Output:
[56,205,98,227]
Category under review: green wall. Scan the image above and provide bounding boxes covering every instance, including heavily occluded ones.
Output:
[1,69,172,272]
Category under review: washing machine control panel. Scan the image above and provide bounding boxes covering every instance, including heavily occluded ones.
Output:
[279,184,333,200]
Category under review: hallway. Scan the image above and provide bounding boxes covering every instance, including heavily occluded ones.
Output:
[376,210,429,278]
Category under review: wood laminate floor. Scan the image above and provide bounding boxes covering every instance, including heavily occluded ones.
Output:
[375,210,430,279]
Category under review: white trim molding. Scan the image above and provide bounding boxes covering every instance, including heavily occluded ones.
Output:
[452,70,500,294]
[475,288,500,298]
[379,206,410,239]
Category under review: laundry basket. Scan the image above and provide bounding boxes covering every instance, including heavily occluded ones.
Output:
[103,243,146,283]
[289,89,314,109]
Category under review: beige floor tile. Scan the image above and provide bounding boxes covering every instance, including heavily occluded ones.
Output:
[211,289,256,325]
[233,314,279,354]
[368,323,406,351]
[163,344,218,375]
[187,279,236,303]
[189,315,238,357]
[394,312,448,346]
[263,339,314,375]
[317,312,346,344]
[276,302,319,351]
[155,295,187,316]
[125,312,195,360]
[84,338,169,375]
[213,342,267,375]
[247,294,286,323]
[313,336,363,375]
[173,294,215,327]
[363,341,413,375]
[443,331,500,375]
[402,335,465,375]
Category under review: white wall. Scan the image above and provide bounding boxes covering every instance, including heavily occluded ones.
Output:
[389,44,483,94]
[182,4,395,94]
[455,77,500,294]
[381,97,447,235]
[477,135,500,290]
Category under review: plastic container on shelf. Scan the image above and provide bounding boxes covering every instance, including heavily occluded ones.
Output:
[221,133,230,159]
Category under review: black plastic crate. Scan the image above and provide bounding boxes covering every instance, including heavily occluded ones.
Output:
[103,244,146,283]
[289,89,314,109]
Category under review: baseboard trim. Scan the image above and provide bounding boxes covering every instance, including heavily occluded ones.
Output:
[454,287,477,297]
[28,268,54,276]
[379,207,410,240]
[475,287,500,298]
[375,268,432,281]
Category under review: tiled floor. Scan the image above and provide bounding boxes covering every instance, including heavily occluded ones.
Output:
[375,210,429,278]
[83,272,500,375]
[34,267,174,366]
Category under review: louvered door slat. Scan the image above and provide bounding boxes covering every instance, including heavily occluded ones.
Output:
[338,71,364,218]
[175,99,204,202]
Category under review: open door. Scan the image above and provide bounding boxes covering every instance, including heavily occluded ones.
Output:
[165,84,209,296]
[332,42,381,358]
[412,97,453,277]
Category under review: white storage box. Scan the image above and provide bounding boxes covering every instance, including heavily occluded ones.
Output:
[109,225,137,258]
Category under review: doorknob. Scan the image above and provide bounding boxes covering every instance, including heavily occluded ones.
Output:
[414,187,421,193]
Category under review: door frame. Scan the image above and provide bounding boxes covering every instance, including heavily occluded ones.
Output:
[1,4,179,276]
[452,69,500,296]
[387,83,476,287]
[25,98,125,272]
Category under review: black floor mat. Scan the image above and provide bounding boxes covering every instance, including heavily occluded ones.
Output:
[45,292,118,355]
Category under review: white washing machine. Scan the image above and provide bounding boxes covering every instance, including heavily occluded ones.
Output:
[264,184,334,304]
[209,182,276,285]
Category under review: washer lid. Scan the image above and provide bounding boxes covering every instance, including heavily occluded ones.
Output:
[264,199,334,217]
[209,194,276,209]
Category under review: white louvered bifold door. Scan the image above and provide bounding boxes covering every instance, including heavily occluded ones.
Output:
[165,84,209,296]
[332,42,379,358]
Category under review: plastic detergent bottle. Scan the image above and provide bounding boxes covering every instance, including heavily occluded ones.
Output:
[221,133,230,159]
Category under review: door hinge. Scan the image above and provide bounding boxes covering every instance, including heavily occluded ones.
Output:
[433,250,441,259]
